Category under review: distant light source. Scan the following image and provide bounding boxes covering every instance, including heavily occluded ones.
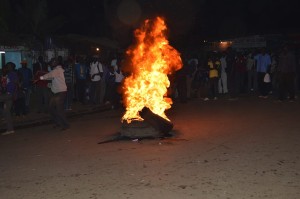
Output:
[96,48,100,51]
[219,41,230,50]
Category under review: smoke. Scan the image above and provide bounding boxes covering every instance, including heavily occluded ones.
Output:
[117,0,142,26]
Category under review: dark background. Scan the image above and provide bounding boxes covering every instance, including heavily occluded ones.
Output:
[48,0,299,37]
[1,0,299,48]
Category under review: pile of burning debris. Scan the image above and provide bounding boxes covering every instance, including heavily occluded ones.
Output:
[99,17,182,144]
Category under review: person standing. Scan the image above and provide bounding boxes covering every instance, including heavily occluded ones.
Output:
[112,65,124,109]
[89,57,103,105]
[187,55,198,99]
[218,52,228,94]
[64,57,74,110]
[226,47,238,100]
[33,56,47,79]
[277,45,297,102]
[175,60,188,103]
[34,63,50,113]
[104,66,116,105]
[208,55,220,100]
[246,52,256,92]
[39,58,69,131]
[14,74,26,118]
[270,52,279,95]
[254,48,271,98]
[235,52,247,93]
[196,64,209,101]
[74,56,88,104]
[18,60,33,113]
[1,62,18,135]
[32,56,47,94]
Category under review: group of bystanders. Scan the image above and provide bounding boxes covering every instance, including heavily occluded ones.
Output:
[0,53,124,135]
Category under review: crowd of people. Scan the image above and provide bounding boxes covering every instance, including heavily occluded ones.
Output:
[0,53,124,135]
[0,45,299,135]
[173,45,299,103]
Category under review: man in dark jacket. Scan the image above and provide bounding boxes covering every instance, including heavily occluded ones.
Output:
[277,45,297,101]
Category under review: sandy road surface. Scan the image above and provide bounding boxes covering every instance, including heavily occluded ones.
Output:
[1,96,299,199]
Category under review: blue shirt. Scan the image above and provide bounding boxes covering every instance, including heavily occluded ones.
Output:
[18,67,33,89]
[254,53,271,73]
[6,71,18,94]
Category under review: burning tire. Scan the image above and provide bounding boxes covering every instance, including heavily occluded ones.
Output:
[121,108,173,139]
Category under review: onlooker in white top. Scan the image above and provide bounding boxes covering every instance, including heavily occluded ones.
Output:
[90,58,103,82]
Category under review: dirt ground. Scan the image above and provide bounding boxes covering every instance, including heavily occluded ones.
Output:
[0,95,299,199]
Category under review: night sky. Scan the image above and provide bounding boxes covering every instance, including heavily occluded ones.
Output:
[44,0,300,46]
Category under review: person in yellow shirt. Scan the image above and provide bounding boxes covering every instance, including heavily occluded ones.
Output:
[207,55,220,100]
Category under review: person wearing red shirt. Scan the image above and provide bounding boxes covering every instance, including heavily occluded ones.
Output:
[34,64,51,113]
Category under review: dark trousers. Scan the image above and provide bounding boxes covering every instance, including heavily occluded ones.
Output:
[209,77,218,98]
[65,83,73,109]
[237,72,246,93]
[228,73,238,98]
[105,81,115,103]
[15,97,26,116]
[36,87,51,113]
[24,88,31,112]
[49,92,69,128]
[112,82,122,108]
[76,79,86,103]
[258,72,268,96]
[89,81,101,104]
[0,94,14,131]
[278,72,295,100]
[198,80,209,98]
[177,76,187,103]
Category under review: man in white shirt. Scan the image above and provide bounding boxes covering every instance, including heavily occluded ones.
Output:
[40,57,69,131]
[89,57,103,104]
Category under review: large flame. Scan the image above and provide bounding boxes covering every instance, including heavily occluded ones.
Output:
[121,17,182,123]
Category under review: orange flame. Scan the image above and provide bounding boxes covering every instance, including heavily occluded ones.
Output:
[121,17,182,123]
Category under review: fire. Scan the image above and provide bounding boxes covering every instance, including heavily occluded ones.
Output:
[121,17,182,123]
